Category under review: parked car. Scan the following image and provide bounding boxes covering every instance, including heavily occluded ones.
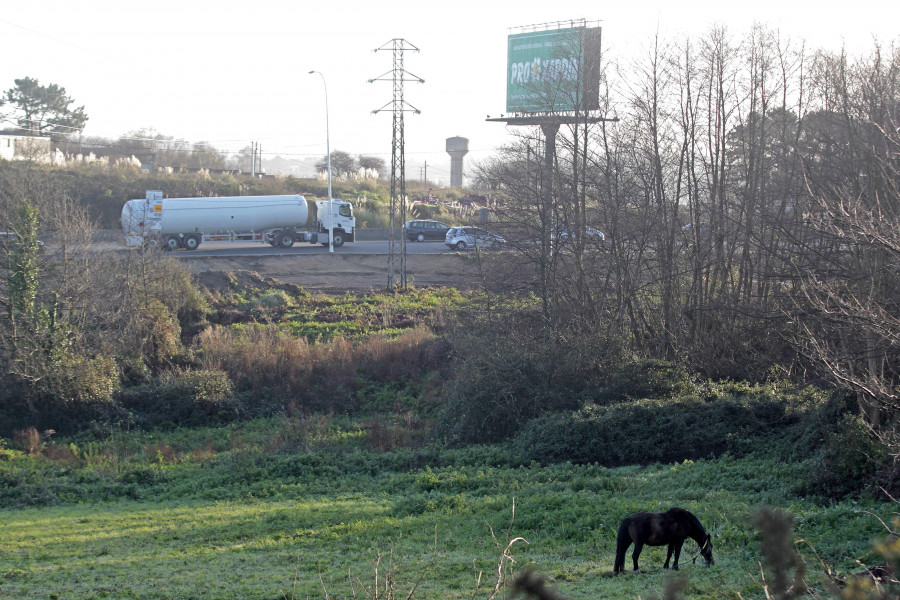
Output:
[0,231,44,250]
[445,226,506,250]
[553,225,605,243]
[404,219,451,242]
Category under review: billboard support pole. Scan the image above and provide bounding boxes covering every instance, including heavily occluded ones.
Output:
[541,122,559,325]
[490,23,617,323]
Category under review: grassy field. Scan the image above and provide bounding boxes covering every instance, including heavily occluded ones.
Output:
[0,419,894,600]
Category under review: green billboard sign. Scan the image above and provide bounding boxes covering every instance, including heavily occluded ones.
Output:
[506,27,601,114]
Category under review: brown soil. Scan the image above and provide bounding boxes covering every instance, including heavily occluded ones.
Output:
[186,253,483,294]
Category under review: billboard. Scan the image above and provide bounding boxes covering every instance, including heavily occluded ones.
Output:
[506,27,601,114]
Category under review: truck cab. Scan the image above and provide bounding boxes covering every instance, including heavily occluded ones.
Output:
[315,199,355,246]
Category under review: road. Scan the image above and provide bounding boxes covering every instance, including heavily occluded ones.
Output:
[84,234,489,291]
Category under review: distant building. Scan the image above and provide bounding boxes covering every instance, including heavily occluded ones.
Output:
[0,132,52,163]
[445,136,469,187]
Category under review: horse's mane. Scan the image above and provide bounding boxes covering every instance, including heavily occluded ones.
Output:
[681,508,706,537]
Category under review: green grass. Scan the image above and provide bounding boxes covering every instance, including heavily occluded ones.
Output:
[0,426,894,599]
[223,286,468,341]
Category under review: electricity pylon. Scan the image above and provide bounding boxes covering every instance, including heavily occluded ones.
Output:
[369,39,424,290]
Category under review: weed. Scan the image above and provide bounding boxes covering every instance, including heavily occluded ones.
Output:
[12,427,45,455]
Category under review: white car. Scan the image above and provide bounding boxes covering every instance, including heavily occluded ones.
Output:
[0,232,44,250]
[445,226,506,250]
[553,226,605,243]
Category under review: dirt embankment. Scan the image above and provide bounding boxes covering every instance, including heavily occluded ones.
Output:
[185,252,484,293]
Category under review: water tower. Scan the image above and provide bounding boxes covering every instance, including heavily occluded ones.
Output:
[445,136,469,187]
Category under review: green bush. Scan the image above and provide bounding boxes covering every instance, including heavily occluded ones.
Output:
[510,392,817,467]
[437,338,586,445]
[140,299,184,368]
[802,414,888,498]
[0,354,126,435]
[119,368,239,427]
[593,359,694,404]
[436,320,638,445]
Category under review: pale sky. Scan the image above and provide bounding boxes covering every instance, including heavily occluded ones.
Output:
[1,0,896,183]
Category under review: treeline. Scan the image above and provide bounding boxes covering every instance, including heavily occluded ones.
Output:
[468,28,900,467]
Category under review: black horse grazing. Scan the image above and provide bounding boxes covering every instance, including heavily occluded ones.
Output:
[614,507,714,575]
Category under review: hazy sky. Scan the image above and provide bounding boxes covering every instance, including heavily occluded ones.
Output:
[1,0,895,182]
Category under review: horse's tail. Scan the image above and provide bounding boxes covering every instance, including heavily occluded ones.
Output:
[614,517,631,574]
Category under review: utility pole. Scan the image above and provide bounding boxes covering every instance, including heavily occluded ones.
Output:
[369,39,424,290]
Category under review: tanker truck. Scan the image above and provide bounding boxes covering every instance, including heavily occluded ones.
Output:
[121,190,355,250]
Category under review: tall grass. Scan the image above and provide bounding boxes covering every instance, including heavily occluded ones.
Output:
[196,324,445,412]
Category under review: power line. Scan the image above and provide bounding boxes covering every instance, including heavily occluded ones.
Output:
[0,17,98,55]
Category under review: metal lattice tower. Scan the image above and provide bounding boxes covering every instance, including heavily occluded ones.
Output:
[369,39,423,290]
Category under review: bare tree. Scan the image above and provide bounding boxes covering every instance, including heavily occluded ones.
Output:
[793,44,900,458]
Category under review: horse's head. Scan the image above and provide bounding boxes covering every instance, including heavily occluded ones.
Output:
[700,533,714,567]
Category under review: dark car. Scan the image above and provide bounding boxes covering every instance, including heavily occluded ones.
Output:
[404,219,451,242]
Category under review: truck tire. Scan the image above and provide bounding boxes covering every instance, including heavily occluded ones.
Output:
[332,231,345,247]
[278,233,295,248]
[183,234,201,250]
[164,236,181,251]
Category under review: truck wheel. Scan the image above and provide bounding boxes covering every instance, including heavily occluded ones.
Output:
[332,231,345,247]
[183,234,201,250]
[456,241,467,250]
[164,236,181,251]
[278,233,295,248]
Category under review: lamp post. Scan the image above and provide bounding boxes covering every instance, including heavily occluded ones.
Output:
[309,70,334,254]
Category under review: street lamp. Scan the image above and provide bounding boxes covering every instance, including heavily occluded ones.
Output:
[309,70,334,254]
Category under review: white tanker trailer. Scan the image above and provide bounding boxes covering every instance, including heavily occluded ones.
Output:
[121,190,355,250]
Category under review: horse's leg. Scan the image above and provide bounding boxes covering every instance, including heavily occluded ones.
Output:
[664,543,674,569]
[671,539,685,571]
[631,541,644,573]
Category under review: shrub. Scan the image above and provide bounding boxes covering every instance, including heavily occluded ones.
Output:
[437,340,584,445]
[253,290,291,310]
[12,427,43,455]
[592,359,694,404]
[140,299,184,368]
[119,368,239,427]
[1,353,128,435]
[803,414,889,498]
[509,393,813,467]
[196,324,446,413]
[41,353,121,406]
[437,319,635,445]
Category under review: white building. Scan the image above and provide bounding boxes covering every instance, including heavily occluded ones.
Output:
[0,132,52,163]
